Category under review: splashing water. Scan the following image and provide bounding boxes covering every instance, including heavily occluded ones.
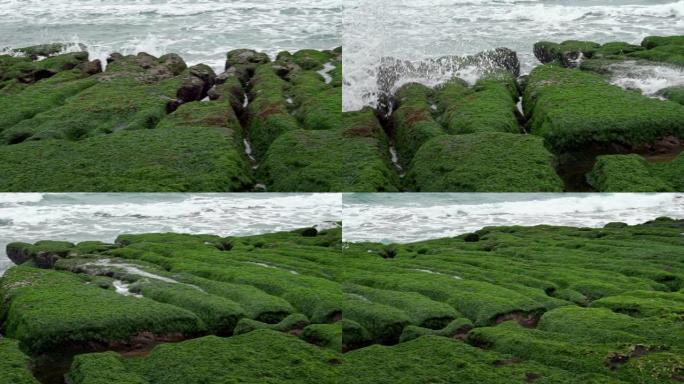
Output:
[344,0,684,111]
[0,193,342,275]
[317,62,336,84]
[343,193,684,243]
[0,0,342,73]
[609,61,684,97]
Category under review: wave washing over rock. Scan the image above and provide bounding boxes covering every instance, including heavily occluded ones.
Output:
[343,0,684,111]
[0,0,342,72]
[342,193,684,243]
[0,45,343,192]
[0,193,342,275]
[339,34,684,193]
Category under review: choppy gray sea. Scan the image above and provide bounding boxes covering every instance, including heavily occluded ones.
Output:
[0,193,342,275]
[344,0,684,110]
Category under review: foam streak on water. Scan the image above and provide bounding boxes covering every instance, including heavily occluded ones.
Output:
[344,0,684,111]
[343,193,684,244]
[0,193,342,274]
[0,0,342,72]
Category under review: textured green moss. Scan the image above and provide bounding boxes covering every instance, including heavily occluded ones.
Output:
[438,73,521,135]
[392,83,444,166]
[258,129,342,191]
[233,313,310,335]
[589,151,684,192]
[659,86,684,105]
[588,154,674,192]
[408,132,563,191]
[132,280,245,334]
[399,318,474,343]
[1,54,192,143]
[344,282,460,328]
[641,36,684,49]
[0,125,250,191]
[0,267,204,354]
[69,330,341,384]
[525,65,684,152]
[628,45,684,66]
[341,109,400,191]
[343,335,601,384]
[301,323,342,351]
[341,220,684,383]
[68,352,147,384]
[261,110,400,192]
[0,70,97,137]
[342,295,411,344]
[0,339,39,384]
[246,64,299,157]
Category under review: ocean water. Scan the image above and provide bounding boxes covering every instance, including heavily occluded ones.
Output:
[0,193,342,275]
[343,0,684,111]
[343,193,684,243]
[0,0,342,71]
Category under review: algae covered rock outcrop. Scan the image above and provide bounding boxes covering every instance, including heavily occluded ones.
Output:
[2,220,684,382]
[340,218,684,383]
[0,226,342,383]
[0,44,342,192]
[351,35,684,192]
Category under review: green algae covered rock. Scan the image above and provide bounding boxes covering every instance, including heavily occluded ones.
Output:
[341,109,400,192]
[301,323,342,351]
[233,313,310,335]
[408,132,563,191]
[399,317,474,343]
[438,73,521,135]
[641,36,684,49]
[68,330,341,384]
[343,335,603,384]
[534,40,601,67]
[588,154,675,192]
[658,86,684,105]
[0,267,204,354]
[68,351,148,384]
[0,46,346,192]
[258,129,343,192]
[524,64,684,152]
[245,63,299,157]
[588,152,684,192]
[260,109,399,192]
[341,220,684,383]
[0,125,251,191]
[392,82,445,167]
[0,338,39,384]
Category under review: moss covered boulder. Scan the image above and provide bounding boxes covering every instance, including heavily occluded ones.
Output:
[0,46,343,192]
[68,330,341,384]
[341,219,684,383]
[407,132,563,191]
[0,339,39,384]
[588,152,684,192]
[524,64,684,152]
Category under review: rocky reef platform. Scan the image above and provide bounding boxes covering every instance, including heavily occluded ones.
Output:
[354,35,684,192]
[0,44,342,192]
[2,219,684,383]
[341,217,684,383]
[0,226,342,383]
